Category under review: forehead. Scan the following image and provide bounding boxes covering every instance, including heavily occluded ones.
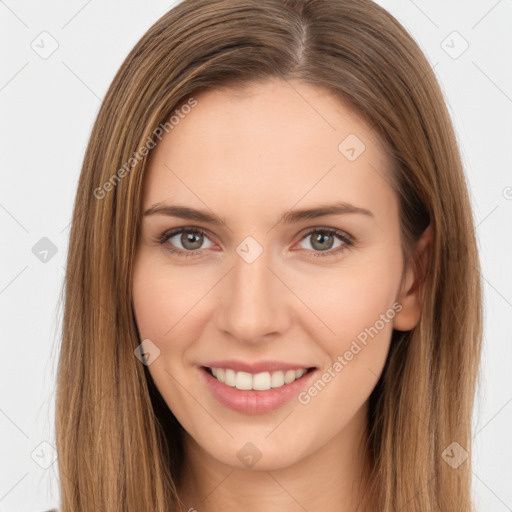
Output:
[142,79,395,225]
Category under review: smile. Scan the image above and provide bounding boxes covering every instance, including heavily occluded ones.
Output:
[205,366,313,391]
[200,363,318,414]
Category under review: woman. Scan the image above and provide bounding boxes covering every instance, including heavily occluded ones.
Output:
[55,0,482,511]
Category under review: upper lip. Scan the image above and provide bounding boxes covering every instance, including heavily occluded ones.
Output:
[202,359,316,374]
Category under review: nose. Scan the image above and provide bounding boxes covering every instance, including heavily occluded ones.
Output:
[215,243,291,345]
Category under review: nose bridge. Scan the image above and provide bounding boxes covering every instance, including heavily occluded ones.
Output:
[216,238,288,342]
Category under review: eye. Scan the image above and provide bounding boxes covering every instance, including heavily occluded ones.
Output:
[296,228,353,258]
[156,226,354,259]
[157,227,214,257]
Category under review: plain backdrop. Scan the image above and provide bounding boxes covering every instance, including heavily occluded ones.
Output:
[0,1,511,511]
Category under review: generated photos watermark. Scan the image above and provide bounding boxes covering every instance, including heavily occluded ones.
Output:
[297,301,403,405]
[93,97,198,200]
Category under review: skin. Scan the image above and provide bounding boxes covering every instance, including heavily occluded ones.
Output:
[132,78,432,512]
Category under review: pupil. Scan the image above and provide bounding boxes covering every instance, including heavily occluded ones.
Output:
[182,232,202,250]
[313,233,332,251]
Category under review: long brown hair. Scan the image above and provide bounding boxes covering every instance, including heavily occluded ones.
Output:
[56,0,482,510]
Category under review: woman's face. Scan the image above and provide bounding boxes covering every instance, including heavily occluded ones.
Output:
[132,78,422,472]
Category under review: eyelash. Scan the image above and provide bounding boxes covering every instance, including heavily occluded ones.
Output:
[156,226,354,259]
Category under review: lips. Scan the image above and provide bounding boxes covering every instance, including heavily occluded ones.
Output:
[199,359,318,414]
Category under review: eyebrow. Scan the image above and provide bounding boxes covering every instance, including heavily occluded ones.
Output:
[143,201,374,226]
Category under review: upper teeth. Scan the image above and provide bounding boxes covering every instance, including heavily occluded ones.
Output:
[210,367,308,391]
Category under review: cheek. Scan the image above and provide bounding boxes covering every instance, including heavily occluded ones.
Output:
[293,243,403,343]
[132,262,186,400]
[132,250,207,345]
[131,253,205,417]
[327,266,401,347]
[291,246,402,410]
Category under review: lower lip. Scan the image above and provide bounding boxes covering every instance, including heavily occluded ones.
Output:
[200,366,317,414]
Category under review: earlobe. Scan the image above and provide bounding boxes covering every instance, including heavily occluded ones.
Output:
[393,223,433,332]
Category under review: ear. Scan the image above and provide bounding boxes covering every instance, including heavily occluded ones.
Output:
[393,223,433,331]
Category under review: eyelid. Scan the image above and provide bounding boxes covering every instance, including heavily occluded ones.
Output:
[295,225,354,245]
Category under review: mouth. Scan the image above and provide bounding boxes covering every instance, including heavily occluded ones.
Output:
[202,365,316,391]
[199,363,318,414]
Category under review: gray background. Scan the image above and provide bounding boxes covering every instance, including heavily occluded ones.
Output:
[0,1,511,510]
